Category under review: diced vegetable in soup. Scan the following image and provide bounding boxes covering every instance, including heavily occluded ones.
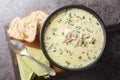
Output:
[44,8,104,69]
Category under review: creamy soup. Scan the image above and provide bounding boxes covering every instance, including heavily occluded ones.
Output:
[44,8,104,69]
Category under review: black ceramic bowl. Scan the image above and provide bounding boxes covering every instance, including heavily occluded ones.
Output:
[40,5,106,71]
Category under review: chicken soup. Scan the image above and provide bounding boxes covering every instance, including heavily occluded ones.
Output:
[44,8,104,69]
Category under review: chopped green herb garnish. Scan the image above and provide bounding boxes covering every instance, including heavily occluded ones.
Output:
[66,42,69,45]
[82,41,84,45]
[69,13,73,18]
[80,64,83,67]
[87,53,91,59]
[53,50,56,52]
[86,36,90,38]
[52,33,55,35]
[92,41,95,45]
[66,18,72,25]
[66,40,72,45]
[78,56,82,59]
[83,42,88,47]
[82,52,85,54]
[93,56,96,59]
[66,61,70,66]
[61,32,64,35]
[66,50,68,53]
[83,16,85,19]
[89,18,91,20]
[58,19,62,23]
[51,44,53,47]
[52,28,57,36]
[52,28,57,32]
[96,22,99,25]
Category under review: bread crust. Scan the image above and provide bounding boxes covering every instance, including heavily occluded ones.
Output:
[21,16,37,43]
[7,11,48,43]
[7,17,24,40]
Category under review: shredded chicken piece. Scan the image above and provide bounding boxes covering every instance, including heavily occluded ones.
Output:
[62,28,96,47]
[71,32,78,40]
[73,37,83,47]
[62,29,72,43]
[62,28,78,43]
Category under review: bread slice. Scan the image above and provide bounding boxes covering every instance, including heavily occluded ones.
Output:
[21,16,37,43]
[7,10,48,43]
[7,17,24,40]
[29,11,48,34]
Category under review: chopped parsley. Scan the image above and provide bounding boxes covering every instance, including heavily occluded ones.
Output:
[53,50,56,52]
[58,19,62,23]
[82,16,85,19]
[92,41,95,45]
[52,28,57,32]
[78,56,82,59]
[83,42,88,47]
[52,28,57,36]
[87,53,91,60]
[82,52,85,54]
[61,32,64,35]
[66,61,70,66]
[93,56,96,59]
[52,33,55,35]
[65,18,73,25]
[67,18,72,22]
[68,51,73,56]
[96,22,100,25]
[69,13,73,18]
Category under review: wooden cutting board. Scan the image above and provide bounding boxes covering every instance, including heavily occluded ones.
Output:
[21,35,64,73]
[6,32,64,80]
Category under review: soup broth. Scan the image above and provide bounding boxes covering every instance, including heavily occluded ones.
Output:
[44,8,104,69]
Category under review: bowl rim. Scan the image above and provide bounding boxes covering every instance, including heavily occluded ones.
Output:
[40,5,106,71]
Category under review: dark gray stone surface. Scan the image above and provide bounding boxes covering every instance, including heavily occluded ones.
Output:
[1,0,120,27]
[0,0,120,80]
[0,26,15,80]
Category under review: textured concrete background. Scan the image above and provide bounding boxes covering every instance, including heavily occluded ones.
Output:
[0,0,120,80]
